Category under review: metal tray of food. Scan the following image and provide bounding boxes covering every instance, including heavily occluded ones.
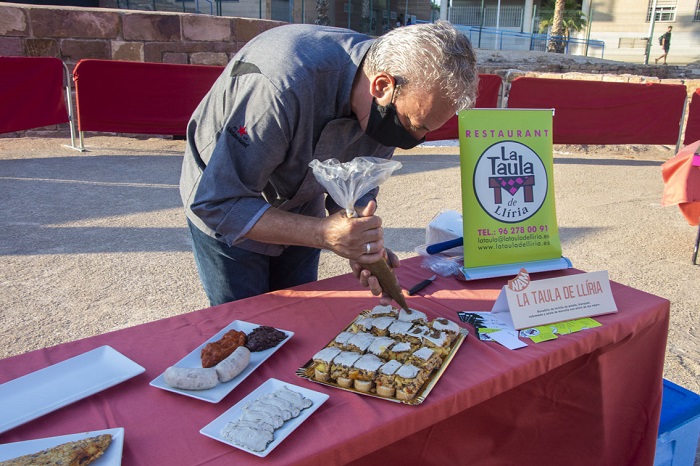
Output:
[296,310,468,406]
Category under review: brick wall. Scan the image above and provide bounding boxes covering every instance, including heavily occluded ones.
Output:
[0,2,284,68]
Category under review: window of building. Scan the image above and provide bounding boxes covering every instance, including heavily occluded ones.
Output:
[647,0,677,22]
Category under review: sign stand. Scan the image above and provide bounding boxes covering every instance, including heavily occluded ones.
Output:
[461,257,572,281]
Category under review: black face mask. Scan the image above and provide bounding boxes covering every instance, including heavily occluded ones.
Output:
[365,98,424,149]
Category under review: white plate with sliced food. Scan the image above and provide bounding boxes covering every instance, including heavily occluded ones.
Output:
[150,321,293,403]
[0,427,124,465]
[0,346,144,434]
[200,378,328,457]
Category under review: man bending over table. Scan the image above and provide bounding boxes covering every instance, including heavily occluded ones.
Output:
[180,20,478,306]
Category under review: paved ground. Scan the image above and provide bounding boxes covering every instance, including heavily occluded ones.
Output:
[1,136,699,408]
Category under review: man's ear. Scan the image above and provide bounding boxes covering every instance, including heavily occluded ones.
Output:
[370,72,395,104]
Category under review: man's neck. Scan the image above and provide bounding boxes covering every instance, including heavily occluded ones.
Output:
[350,63,372,131]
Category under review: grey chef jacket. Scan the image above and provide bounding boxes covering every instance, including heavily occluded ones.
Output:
[179,24,395,256]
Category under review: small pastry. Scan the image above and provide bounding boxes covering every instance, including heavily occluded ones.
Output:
[422,328,451,358]
[369,316,396,337]
[387,341,412,363]
[367,304,397,318]
[330,331,355,350]
[367,336,397,359]
[409,346,442,372]
[404,324,429,348]
[330,351,361,388]
[375,359,402,397]
[397,308,428,325]
[311,346,342,382]
[351,317,375,333]
[394,363,428,401]
[346,332,376,353]
[431,317,461,343]
[387,320,414,341]
[351,353,384,393]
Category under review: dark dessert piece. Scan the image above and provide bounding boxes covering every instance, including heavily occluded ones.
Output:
[246,326,287,352]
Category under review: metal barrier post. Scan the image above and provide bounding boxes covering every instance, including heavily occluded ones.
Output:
[676,95,688,153]
[61,63,86,152]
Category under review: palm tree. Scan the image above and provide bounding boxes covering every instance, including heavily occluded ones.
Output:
[539,0,588,53]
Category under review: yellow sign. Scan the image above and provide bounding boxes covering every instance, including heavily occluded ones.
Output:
[459,109,570,278]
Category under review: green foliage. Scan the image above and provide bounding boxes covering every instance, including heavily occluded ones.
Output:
[538,0,588,37]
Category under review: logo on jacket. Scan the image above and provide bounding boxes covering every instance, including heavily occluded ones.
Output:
[227,125,250,148]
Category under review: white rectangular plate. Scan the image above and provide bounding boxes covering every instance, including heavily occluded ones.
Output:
[0,427,124,465]
[150,321,293,403]
[200,378,328,457]
[0,346,145,434]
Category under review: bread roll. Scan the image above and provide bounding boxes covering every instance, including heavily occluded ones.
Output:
[396,388,417,400]
[376,384,396,398]
[164,366,218,390]
[336,377,353,388]
[314,367,331,382]
[354,380,373,393]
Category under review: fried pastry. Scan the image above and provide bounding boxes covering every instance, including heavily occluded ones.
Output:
[201,329,247,368]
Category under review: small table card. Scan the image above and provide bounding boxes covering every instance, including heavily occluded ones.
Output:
[492,269,617,330]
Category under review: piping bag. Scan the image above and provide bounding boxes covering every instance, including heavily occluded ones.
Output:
[309,157,410,311]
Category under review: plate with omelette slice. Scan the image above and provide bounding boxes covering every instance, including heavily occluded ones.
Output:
[0,427,123,465]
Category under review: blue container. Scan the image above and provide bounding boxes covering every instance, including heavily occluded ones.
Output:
[654,379,700,466]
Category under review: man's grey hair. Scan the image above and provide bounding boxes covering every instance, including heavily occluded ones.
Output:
[364,20,478,111]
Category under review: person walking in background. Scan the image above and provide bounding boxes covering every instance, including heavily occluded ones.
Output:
[655,26,672,65]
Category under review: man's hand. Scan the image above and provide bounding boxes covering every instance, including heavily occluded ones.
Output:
[344,201,401,303]
[319,200,385,263]
[350,248,401,305]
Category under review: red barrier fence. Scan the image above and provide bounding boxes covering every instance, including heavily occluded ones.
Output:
[683,90,700,146]
[425,73,502,141]
[507,77,687,145]
[6,57,698,150]
[73,59,224,136]
[0,56,69,134]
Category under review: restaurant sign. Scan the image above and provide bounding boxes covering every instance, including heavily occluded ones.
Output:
[458,109,570,279]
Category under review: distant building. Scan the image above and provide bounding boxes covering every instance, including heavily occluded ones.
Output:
[580,0,699,65]
[441,0,699,65]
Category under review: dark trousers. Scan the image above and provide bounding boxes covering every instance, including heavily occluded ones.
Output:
[187,219,320,306]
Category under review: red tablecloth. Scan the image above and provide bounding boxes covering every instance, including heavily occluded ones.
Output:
[0,258,669,465]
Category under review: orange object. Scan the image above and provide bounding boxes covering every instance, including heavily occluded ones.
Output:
[661,139,700,226]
